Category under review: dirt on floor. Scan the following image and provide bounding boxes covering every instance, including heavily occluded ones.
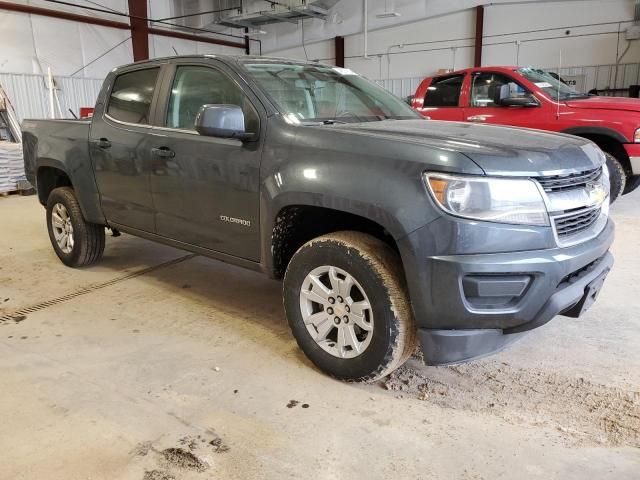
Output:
[383,356,640,448]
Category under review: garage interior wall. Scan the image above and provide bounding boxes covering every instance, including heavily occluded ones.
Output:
[0,0,246,120]
[1,0,639,119]
[264,0,640,81]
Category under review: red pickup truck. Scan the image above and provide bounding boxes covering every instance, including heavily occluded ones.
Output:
[411,66,640,200]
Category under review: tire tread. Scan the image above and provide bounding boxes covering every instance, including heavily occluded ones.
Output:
[46,187,105,267]
[284,231,418,383]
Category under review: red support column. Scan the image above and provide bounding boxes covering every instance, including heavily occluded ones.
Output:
[335,36,345,67]
[128,0,149,61]
[474,5,484,67]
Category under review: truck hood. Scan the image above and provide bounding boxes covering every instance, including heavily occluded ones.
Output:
[331,120,602,176]
[565,96,640,112]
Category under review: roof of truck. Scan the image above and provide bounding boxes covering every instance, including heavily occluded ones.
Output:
[423,66,521,79]
[111,54,327,72]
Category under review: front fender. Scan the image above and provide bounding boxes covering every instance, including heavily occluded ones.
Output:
[562,126,629,144]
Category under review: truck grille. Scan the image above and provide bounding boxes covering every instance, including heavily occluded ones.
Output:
[535,168,601,193]
[553,207,601,237]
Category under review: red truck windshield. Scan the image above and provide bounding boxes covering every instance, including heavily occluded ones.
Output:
[517,68,589,101]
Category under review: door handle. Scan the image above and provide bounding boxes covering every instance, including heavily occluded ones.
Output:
[96,138,111,149]
[151,147,175,159]
[467,115,487,122]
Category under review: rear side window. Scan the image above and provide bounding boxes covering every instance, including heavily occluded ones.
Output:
[107,68,160,125]
[423,75,464,107]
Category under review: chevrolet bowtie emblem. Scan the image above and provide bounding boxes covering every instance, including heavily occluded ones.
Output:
[586,182,607,205]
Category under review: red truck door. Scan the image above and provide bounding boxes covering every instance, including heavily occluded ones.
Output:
[462,71,550,129]
[414,73,466,121]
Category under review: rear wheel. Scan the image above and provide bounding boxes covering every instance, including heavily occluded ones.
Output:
[604,153,626,203]
[283,231,417,382]
[46,187,105,267]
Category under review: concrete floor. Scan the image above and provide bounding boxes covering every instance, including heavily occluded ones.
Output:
[0,192,639,480]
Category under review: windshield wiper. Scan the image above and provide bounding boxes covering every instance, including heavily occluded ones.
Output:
[562,92,589,100]
[299,120,349,126]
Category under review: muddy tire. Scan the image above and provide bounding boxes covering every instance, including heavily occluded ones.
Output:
[46,186,105,267]
[604,153,626,203]
[283,231,417,382]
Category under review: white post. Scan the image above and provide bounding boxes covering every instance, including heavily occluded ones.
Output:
[47,67,55,119]
[363,0,368,59]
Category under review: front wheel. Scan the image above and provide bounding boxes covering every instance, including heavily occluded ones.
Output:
[46,187,105,267]
[283,231,417,382]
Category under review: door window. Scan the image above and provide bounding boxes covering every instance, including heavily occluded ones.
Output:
[423,75,464,107]
[166,65,259,133]
[471,72,529,107]
[107,68,160,125]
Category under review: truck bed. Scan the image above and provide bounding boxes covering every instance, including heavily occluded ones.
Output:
[21,118,91,187]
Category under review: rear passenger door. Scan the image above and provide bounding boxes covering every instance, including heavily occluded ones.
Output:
[89,66,160,233]
[148,61,263,261]
[415,74,465,121]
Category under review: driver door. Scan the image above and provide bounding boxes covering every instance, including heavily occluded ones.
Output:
[463,72,547,129]
[149,61,263,261]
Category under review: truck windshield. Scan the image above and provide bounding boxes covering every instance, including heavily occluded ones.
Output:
[242,62,420,124]
[517,68,589,101]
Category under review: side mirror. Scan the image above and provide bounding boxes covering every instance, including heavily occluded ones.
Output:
[500,95,538,107]
[194,104,256,140]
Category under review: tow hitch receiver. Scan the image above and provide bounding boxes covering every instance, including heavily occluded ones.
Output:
[563,268,610,318]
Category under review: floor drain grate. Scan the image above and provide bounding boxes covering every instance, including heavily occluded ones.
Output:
[0,254,197,323]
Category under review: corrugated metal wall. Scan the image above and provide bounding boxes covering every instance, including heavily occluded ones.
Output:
[554,63,640,93]
[0,73,103,123]
[376,77,424,101]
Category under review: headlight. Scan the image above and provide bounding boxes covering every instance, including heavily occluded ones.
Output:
[635,128,640,143]
[424,173,549,226]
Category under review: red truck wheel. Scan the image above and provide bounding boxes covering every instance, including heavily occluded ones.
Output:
[604,153,626,203]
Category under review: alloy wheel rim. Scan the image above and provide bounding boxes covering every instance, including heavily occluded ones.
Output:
[299,265,374,359]
[51,203,74,254]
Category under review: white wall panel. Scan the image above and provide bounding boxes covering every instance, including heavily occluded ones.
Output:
[0,10,40,74]
[0,0,244,79]
[150,35,243,58]
[0,9,132,78]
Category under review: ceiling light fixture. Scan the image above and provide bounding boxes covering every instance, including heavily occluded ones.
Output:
[376,0,400,18]
[243,29,268,36]
[376,11,400,18]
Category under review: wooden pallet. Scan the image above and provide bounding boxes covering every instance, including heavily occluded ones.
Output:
[0,188,35,197]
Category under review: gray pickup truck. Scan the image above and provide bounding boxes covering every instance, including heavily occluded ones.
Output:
[22,55,614,381]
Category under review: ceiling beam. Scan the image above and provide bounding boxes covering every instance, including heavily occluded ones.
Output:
[148,27,245,49]
[0,0,129,29]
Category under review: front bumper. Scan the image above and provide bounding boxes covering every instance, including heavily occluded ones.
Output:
[399,218,615,365]
[623,143,640,175]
